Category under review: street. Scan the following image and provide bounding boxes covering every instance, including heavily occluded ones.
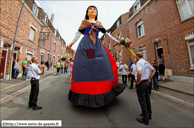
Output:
[0,71,193,128]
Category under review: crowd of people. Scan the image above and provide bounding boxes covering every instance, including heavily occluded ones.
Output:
[12,57,72,81]
[115,53,165,93]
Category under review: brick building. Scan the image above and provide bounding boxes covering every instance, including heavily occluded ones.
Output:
[127,0,194,84]
[100,12,131,68]
[0,0,70,80]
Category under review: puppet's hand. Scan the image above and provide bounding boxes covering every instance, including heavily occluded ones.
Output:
[68,43,73,48]
[116,41,120,45]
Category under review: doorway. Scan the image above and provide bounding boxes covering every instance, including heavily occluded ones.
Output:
[41,53,44,63]
[53,56,55,63]
[155,41,163,60]
[12,52,17,78]
[0,45,8,79]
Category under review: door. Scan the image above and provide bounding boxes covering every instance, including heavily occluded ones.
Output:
[0,50,7,79]
[12,53,17,65]
[41,54,44,63]
[12,53,17,78]
[48,54,49,62]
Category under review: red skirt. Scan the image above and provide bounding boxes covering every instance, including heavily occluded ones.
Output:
[68,46,126,107]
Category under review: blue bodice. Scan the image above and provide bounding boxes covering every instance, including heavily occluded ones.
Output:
[79,23,106,36]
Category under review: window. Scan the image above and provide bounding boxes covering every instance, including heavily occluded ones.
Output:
[119,50,122,63]
[117,33,121,40]
[29,27,35,41]
[176,0,194,20]
[137,21,145,38]
[134,0,141,13]
[187,39,194,69]
[32,3,39,17]
[116,20,120,27]
[55,30,57,36]
[54,43,56,51]
[42,34,45,45]
[41,53,44,63]
[44,13,48,23]
[141,47,147,61]
[3,44,8,50]
[109,42,111,51]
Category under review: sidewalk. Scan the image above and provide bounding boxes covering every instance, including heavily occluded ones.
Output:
[0,68,56,91]
[158,80,194,96]
[118,72,194,96]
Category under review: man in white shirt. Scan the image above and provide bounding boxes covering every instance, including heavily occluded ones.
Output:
[13,59,20,79]
[119,60,128,85]
[28,56,45,110]
[115,58,120,73]
[129,59,137,89]
[136,52,156,125]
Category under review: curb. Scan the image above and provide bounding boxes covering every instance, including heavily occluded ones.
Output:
[118,75,194,96]
[152,91,194,108]
[0,70,56,92]
[159,84,194,96]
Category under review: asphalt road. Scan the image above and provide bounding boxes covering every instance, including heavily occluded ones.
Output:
[1,72,194,128]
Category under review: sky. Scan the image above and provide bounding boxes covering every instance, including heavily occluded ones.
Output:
[35,1,135,50]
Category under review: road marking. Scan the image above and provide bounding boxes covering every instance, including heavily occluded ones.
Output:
[0,86,30,104]
[152,91,194,108]
[0,76,52,105]
[0,70,56,92]
[0,81,29,92]
[120,77,194,108]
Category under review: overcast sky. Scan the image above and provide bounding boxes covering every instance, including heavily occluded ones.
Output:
[35,1,135,50]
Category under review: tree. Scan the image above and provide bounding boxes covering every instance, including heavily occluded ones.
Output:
[69,58,72,61]
[61,57,66,61]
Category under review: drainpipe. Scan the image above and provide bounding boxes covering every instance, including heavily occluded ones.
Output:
[165,35,171,80]
[166,37,171,69]
[9,2,25,80]
[49,32,52,68]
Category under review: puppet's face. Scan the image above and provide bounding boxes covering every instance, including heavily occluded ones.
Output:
[87,7,97,19]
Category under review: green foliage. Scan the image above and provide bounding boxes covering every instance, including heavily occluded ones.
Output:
[61,57,66,61]
[69,58,72,61]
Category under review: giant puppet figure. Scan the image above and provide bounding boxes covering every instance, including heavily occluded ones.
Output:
[68,5,126,107]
